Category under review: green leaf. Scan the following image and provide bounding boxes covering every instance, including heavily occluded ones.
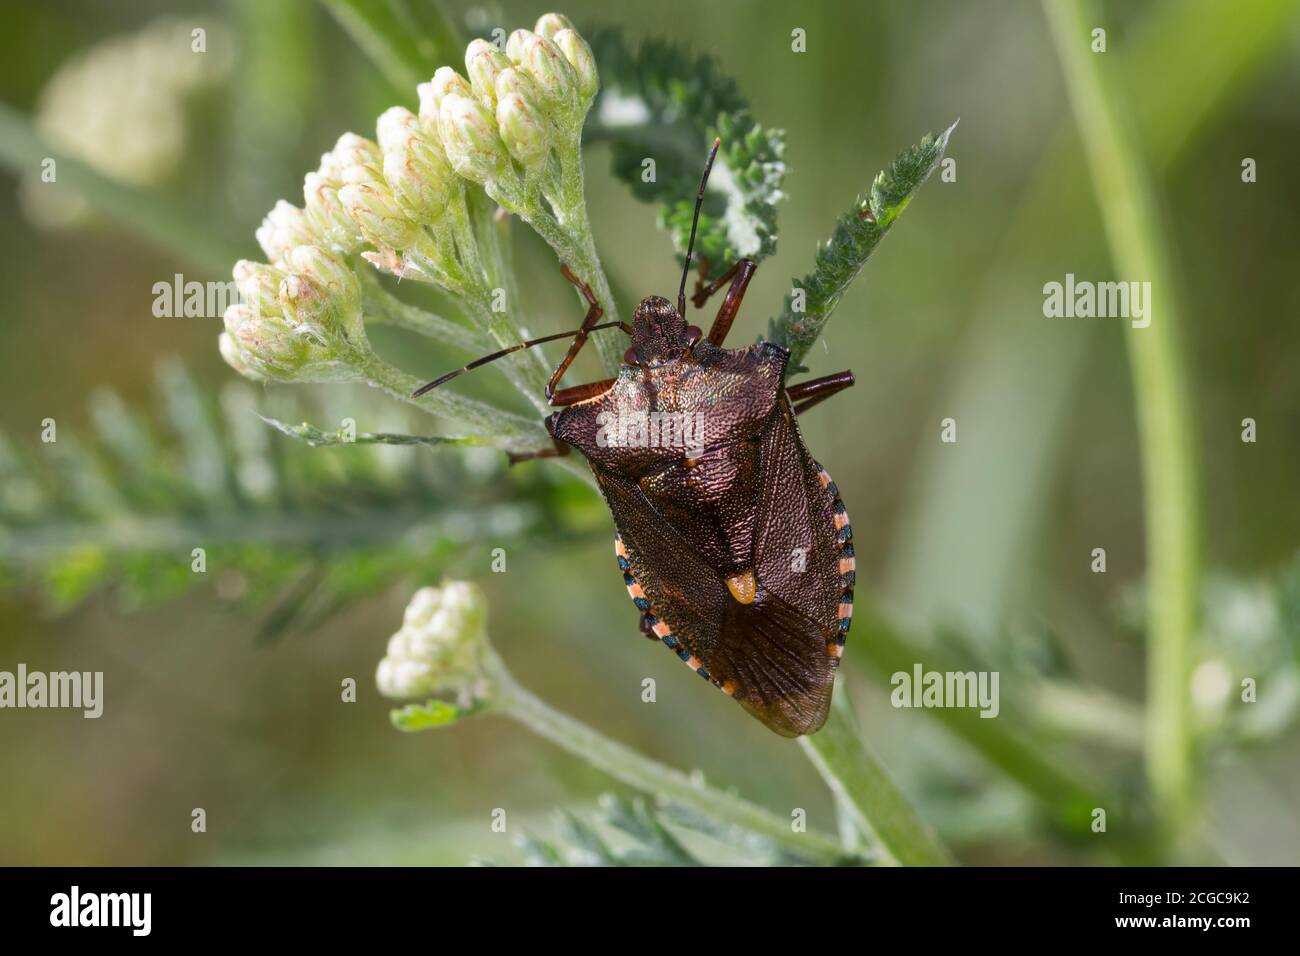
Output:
[657,802,812,865]
[318,0,463,97]
[258,416,486,449]
[390,698,471,731]
[585,31,786,280]
[0,361,585,628]
[768,121,956,372]
[599,794,701,867]
[551,810,620,866]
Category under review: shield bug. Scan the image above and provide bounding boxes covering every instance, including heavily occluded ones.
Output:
[415,140,856,736]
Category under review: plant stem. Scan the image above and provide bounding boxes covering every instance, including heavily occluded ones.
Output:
[492,667,856,865]
[357,267,487,351]
[353,350,546,450]
[318,0,460,97]
[1026,681,1145,752]
[555,147,622,375]
[800,684,952,866]
[463,190,555,412]
[1043,0,1201,842]
[879,0,1293,843]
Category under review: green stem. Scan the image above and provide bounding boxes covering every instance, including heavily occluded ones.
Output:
[1026,681,1145,752]
[357,267,487,351]
[0,506,508,559]
[317,0,460,97]
[800,686,952,866]
[1043,0,1201,842]
[555,146,621,375]
[878,0,1293,844]
[352,350,547,451]
[492,667,857,865]
[463,190,555,411]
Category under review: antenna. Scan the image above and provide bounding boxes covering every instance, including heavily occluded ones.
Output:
[677,137,722,319]
[411,322,627,397]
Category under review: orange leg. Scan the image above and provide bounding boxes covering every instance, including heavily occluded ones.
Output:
[692,259,757,346]
[545,265,605,404]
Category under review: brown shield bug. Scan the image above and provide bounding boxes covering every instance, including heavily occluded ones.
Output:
[415,140,856,736]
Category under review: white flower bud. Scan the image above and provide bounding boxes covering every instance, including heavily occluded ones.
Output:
[417,66,474,128]
[505,28,532,64]
[495,65,545,106]
[376,106,416,154]
[232,259,286,320]
[255,200,316,265]
[376,581,489,700]
[375,107,456,222]
[515,31,579,116]
[533,13,576,41]
[218,331,266,382]
[338,178,421,251]
[303,172,363,254]
[465,39,512,109]
[287,244,361,321]
[277,274,330,330]
[553,28,598,103]
[437,93,511,184]
[497,91,549,168]
[383,149,451,223]
[274,268,367,358]
[331,132,382,171]
[224,302,315,374]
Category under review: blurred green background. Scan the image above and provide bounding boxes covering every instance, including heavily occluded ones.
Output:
[1,0,1298,865]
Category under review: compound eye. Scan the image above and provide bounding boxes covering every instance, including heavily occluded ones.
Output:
[684,325,703,348]
[623,347,642,366]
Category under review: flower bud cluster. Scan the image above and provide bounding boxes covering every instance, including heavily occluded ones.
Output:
[376,581,491,701]
[220,243,364,383]
[421,12,597,187]
[223,13,603,378]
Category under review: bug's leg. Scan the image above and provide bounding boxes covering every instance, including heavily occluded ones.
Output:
[551,377,618,407]
[698,259,757,346]
[546,265,606,403]
[691,257,735,308]
[507,439,570,464]
[788,370,856,415]
[691,255,712,302]
[509,375,619,463]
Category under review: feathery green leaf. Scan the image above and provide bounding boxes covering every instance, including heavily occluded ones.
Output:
[585,30,786,281]
[769,121,956,372]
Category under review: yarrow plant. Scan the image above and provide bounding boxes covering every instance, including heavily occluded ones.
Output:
[376,580,491,708]
[210,10,958,866]
[220,14,619,454]
[376,580,867,864]
[3,0,1295,868]
[219,10,953,462]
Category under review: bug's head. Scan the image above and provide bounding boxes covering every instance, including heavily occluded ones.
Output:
[622,136,720,370]
[627,296,701,367]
